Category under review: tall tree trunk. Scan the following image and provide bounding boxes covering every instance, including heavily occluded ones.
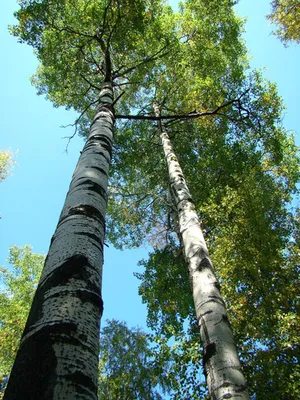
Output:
[154,104,249,400]
[4,83,114,400]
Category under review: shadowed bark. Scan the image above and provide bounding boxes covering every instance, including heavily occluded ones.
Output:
[4,83,114,400]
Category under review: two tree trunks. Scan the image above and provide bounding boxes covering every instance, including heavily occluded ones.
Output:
[4,83,114,400]
[155,104,249,400]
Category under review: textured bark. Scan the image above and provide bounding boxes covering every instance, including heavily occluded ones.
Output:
[154,104,249,400]
[4,83,114,400]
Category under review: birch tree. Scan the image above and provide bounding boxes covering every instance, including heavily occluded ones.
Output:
[6,0,299,398]
[106,3,299,398]
[154,103,249,399]
[0,251,175,399]
[5,1,175,398]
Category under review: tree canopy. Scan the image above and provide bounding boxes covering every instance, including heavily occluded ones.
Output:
[6,0,300,398]
[268,0,300,44]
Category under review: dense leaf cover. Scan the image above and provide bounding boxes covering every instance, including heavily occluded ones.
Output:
[9,0,300,398]
[268,0,300,44]
[99,320,172,399]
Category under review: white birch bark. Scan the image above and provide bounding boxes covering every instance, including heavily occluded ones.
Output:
[154,104,249,400]
[4,83,114,400]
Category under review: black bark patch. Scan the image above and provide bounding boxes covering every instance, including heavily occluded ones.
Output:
[82,144,111,164]
[46,288,103,313]
[81,179,108,201]
[222,393,240,399]
[23,255,100,334]
[203,342,217,365]
[221,313,232,328]
[3,322,76,400]
[214,280,221,292]
[90,166,108,177]
[65,371,97,396]
[86,134,113,158]
[74,231,103,251]
[44,255,100,294]
[67,203,106,226]
[198,257,213,270]
[99,137,113,158]
[217,383,248,399]
[75,289,103,311]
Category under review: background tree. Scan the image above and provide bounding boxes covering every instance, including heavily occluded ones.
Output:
[99,319,173,400]
[0,149,15,219]
[0,150,14,183]
[268,0,300,44]
[0,251,181,400]
[106,4,300,398]
[0,246,44,398]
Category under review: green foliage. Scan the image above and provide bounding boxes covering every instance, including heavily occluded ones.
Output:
[99,319,207,400]
[135,246,193,335]
[0,255,204,400]
[268,0,300,44]
[0,246,44,383]
[10,0,300,398]
[99,319,171,400]
[131,70,300,398]
[0,151,14,182]
[12,0,177,136]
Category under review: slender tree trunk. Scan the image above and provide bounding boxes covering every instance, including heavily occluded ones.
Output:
[4,83,114,400]
[154,104,249,400]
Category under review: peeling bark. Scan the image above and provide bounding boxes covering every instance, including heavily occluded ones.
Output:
[154,104,249,400]
[4,83,114,400]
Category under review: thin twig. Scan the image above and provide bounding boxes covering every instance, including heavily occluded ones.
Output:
[62,98,99,151]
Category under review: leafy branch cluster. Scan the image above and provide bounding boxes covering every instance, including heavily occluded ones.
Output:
[2,0,299,398]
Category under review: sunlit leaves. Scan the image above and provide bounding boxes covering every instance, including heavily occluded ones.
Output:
[0,246,44,383]
[268,0,300,44]
[135,245,193,335]
[9,0,300,397]
[0,151,15,182]
[12,0,177,126]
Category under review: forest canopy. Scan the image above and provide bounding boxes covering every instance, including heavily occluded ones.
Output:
[1,0,299,399]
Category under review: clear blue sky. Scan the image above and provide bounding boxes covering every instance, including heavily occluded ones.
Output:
[0,0,299,332]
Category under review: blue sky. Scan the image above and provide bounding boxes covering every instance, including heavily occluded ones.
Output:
[0,0,299,333]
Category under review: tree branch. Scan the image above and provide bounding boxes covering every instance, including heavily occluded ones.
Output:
[80,74,102,91]
[115,89,251,122]
[112,42,171,79]
[94,35,112,82]
[61,98,99,151]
